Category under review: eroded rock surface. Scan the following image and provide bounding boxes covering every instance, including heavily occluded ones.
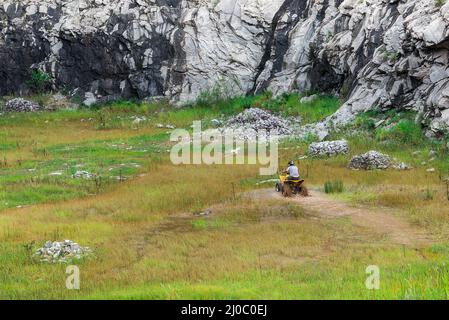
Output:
[1,0,449,133]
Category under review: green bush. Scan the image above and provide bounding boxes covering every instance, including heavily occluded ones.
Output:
[422,188,434,201]
[383,50,400,63]
[435,0,447,7]
[355,113,376,131]
[195,80,238,108]
[26,69,52,93]
[96,109,121,130]
[324,180,344,194]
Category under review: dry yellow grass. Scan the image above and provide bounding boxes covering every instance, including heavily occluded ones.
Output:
[1,109,448,299]
[1,156,447,299]
[292,156,449,234]
[1,119,165,162]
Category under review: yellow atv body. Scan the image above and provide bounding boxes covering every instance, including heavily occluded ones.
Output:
[275,175,308,197]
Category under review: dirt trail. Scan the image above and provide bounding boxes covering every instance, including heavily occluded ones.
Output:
[246,189,432,247]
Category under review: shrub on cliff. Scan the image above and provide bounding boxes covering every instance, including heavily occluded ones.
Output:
[26,69,52,93]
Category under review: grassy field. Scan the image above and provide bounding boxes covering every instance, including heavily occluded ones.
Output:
[0,94,448,299]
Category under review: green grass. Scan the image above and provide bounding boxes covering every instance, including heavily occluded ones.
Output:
[324,180,344,194]
[0,133,169,210]
[0,94,448,300]
[86,244,449,300]
[0,93,340,209]
[191,217,233,230]
[260,93,341,124]
[328,110,449,175]
[376,119,424,147]
[101,92,342,126]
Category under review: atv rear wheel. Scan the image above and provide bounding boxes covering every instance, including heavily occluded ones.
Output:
[282,184,292,197]
[299,185,309,197]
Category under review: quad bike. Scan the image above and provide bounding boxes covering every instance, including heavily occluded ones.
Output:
[275,174,309,197]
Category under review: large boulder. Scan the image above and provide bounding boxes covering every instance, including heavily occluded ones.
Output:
[348,151,391,170]
[4,98,41,113]
[46,93,79,110]
[309,140,349,157]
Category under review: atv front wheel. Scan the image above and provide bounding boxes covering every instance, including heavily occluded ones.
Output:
[275,182,282,193]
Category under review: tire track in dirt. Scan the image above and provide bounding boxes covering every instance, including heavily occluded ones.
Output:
[246,189,433,247]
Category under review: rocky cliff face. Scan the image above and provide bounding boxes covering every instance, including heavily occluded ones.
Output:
[1,0,449,134]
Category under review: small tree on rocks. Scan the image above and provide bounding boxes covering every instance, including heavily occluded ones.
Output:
[26,69,52,93]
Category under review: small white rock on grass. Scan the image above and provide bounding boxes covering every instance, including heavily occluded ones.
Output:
[392,162,412,170]
[48,171,63,176]
[72,170,95,179]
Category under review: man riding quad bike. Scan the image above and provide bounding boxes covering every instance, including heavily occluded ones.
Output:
[275,161,309,197]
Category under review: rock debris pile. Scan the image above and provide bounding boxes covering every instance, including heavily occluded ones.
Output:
[224,108,292,140]
[348,151,391,170]
[33,240,92,263]
[4,98,41,113]
[309,140,349,157]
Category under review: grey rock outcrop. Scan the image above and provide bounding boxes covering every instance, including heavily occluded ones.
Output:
[4,98,41,112]
[348,150,391,170]
[309,140,349,157]
[0,0,449,134]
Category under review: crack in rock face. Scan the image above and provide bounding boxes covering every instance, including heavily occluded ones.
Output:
[1,0,449,133]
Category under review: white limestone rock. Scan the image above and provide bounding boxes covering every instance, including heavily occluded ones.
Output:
[348,151,391,170]
[309,140,349,157]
